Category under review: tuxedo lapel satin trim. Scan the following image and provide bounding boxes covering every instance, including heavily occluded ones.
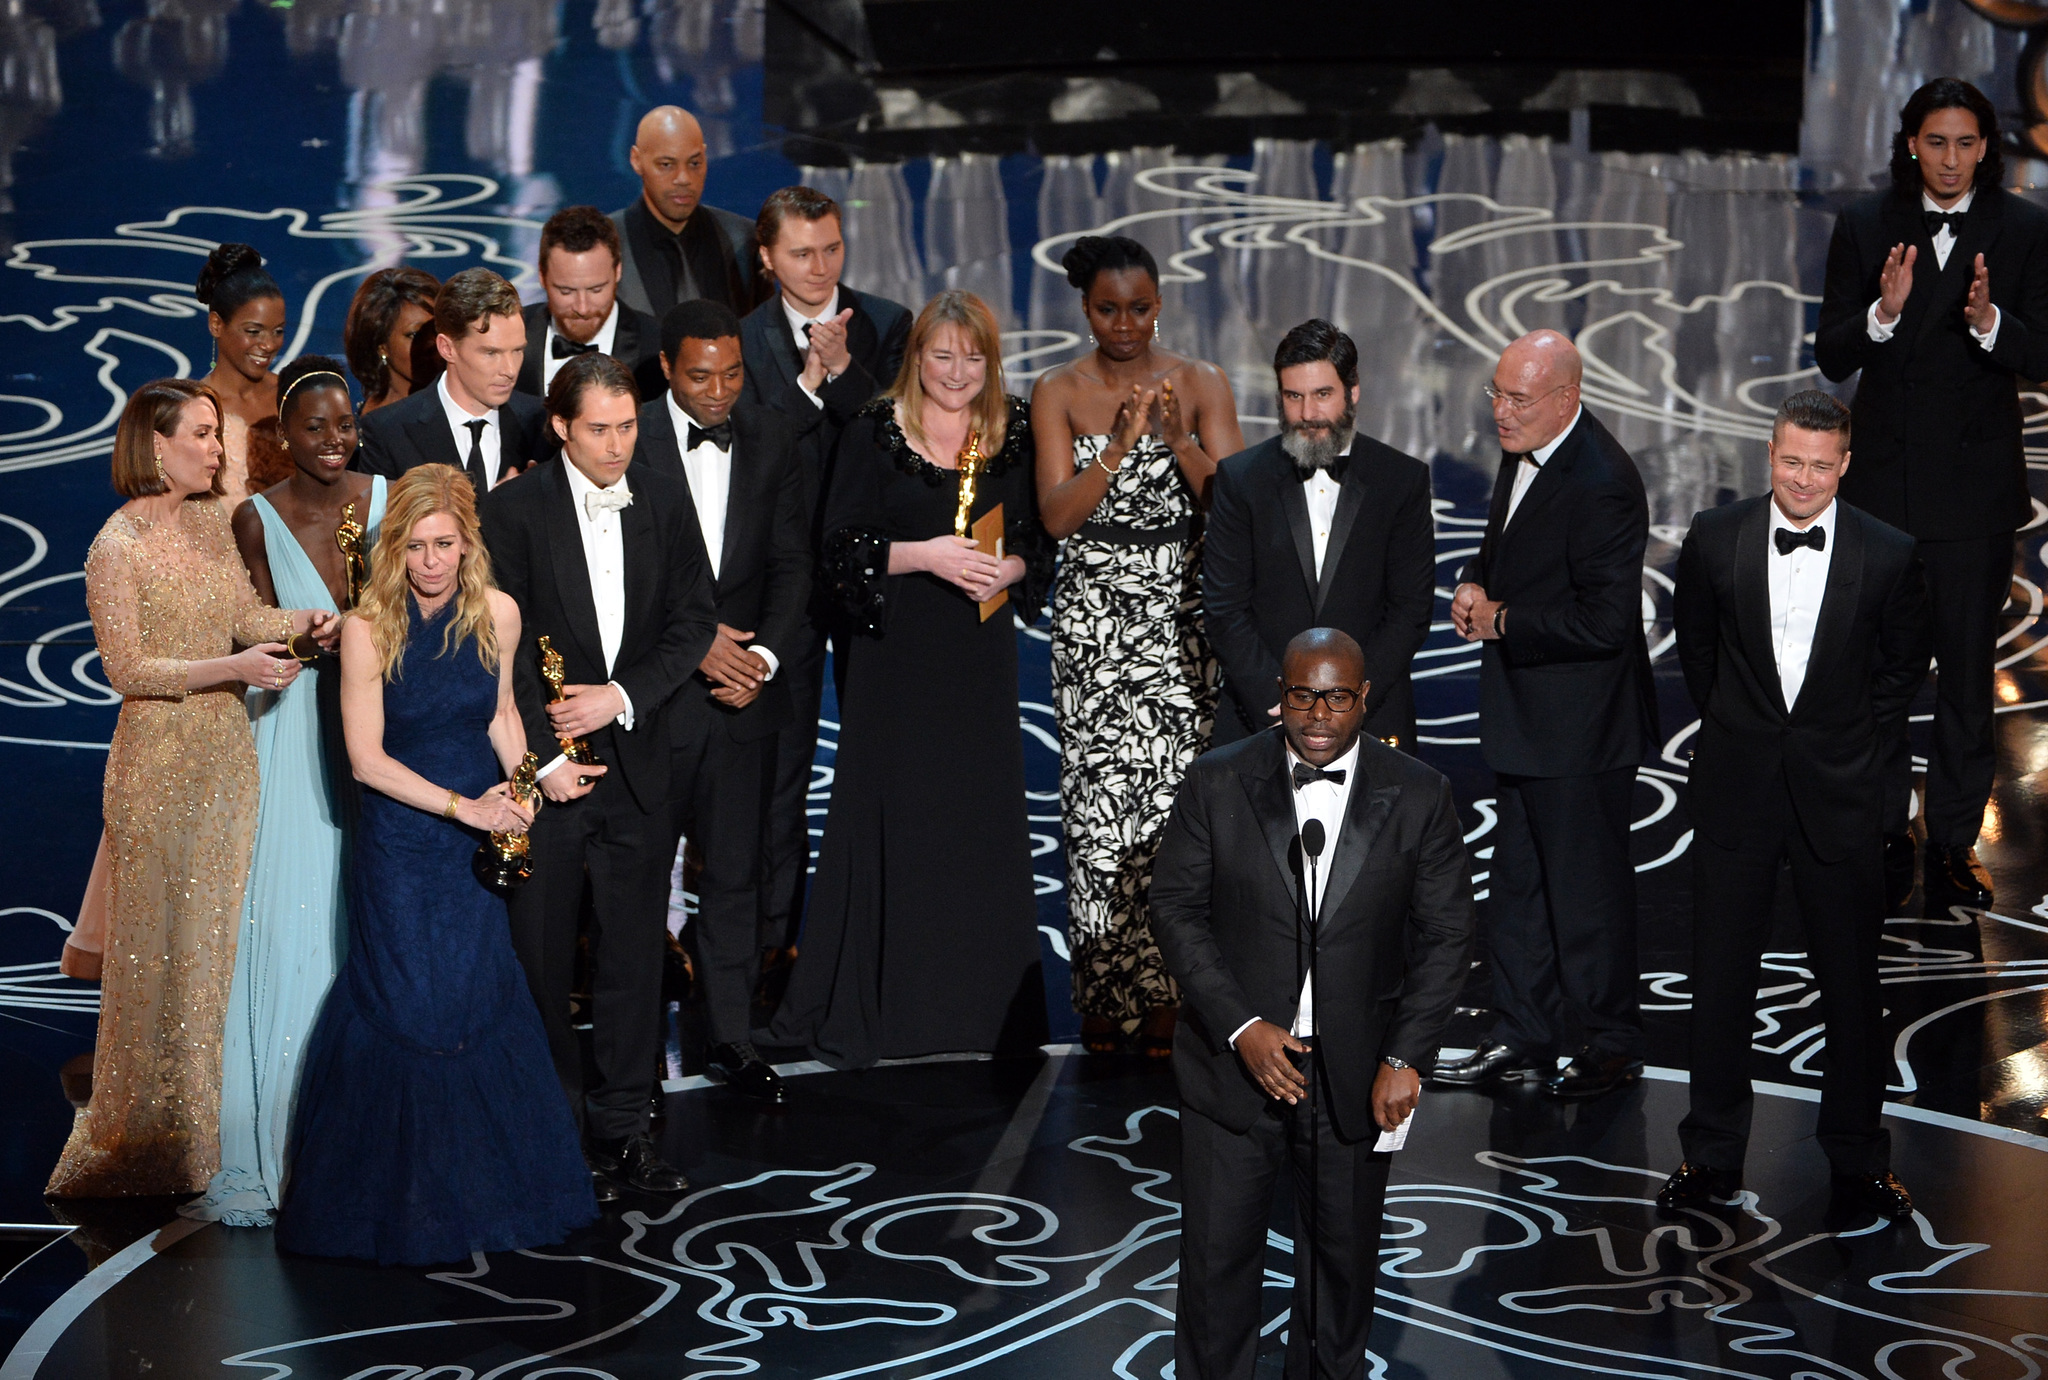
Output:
[618,475,659,641]
[1317,775,1400,926]
[1278,453,1318,601]
[1499,418,1580,550]
[1733,500,1788,718]
[1792,505,1864,719]
[541,460,607,674]
[1245,737,1303,908]
[1914,188,2005,356]
[1314,437,1369,613]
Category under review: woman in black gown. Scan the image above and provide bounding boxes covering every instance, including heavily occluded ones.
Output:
[773,289,1055,1068]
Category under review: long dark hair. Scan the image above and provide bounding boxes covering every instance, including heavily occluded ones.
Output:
[1890,78,2003,194]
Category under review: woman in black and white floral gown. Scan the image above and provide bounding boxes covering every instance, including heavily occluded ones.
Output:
[1033,235,1244,1056]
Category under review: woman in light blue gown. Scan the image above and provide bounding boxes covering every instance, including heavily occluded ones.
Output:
[183,357,383,1225]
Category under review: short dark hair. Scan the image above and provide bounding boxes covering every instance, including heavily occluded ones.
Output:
[277,353,354,421]
[1273,319,1358,390]
[1061,234,1159,292]
[435,267,522,342]
[1891,78,2003,194]
[546,351,638,422]
[539,205,622,270]
[660,298,743,360]
[1773,388,1851,445]
[756,185,841,250]
[344,266,438,403]
[195,242,282,323]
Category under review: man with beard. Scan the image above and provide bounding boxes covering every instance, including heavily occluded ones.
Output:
[515,206,666,405]
[1434,329,1657,1101]
[1203,319,1436,751]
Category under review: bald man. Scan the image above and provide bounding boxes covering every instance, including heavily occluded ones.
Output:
[1435,329,1657,1102]
[611,106,758,320]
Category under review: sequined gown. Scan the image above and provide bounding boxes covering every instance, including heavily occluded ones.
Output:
[48,499,293,1198]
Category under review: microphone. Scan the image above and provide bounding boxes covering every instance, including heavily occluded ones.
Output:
[1300,819,1326,860]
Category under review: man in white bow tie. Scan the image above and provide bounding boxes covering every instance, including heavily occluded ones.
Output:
[480,352,717,1201]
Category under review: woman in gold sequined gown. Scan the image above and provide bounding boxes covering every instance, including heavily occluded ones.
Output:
[47,379,339,1200]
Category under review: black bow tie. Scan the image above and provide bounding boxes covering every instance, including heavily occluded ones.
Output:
[1291,763,1347,790]
[1924,209,1965,238]
[687,420,733,452]
[551,334,599,360]
[1774,525,1826,556]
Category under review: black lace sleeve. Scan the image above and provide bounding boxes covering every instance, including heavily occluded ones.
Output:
[819,405,897,635]
[822,526,891,635]
[997,397,1055,620]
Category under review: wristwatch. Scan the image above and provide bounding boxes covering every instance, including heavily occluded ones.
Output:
[1381,1056,1412,1072]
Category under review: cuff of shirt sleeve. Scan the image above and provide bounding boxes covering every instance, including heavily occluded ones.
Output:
[798,380,826,409]
[534,753,569,781]
[610,680,634,730]
[1866,298,1898,342]
[1972,304,2001,349]
[753,646,780,680]
[1227,1016,1260,1048]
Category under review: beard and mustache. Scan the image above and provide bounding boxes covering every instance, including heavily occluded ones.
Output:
[1280,403,1356,477]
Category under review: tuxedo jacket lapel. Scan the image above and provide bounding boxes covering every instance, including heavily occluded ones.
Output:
[1733,500,1788,718]
[541,461,607,673]
[1318,775,1400,927]
[405,401,462,471]
[1243,738,1303,908]
[619,479,660,641]
[1272,452,1318,602]
[1913,188,2005,355]
[1499,420,1580,552]
[1791,508,1864,719]
[1314,443,1369,613]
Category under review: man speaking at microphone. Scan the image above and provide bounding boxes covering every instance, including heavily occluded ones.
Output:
[1153,627,1474,1379]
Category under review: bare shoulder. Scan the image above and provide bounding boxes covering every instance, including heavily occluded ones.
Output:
[487,587,522,633]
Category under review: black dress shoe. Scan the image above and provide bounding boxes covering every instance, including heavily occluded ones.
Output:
[582,1154,621,1205]
[1882,832,1916,913]
[1926,846,1993,908]
[1831,1171,1914,1222]
[1546,1052,1644,1100]
[1430,1040,1548,1087]
[708,1042,786,1102]
[1655,1161,1742,1214]
[589,1133,690,1194]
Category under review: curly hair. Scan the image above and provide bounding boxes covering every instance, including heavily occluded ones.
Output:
[344,267,439,404]
[195,242,282,323]
[1060,234,1159,292]
[1889,78,2003,194]
[355,465,499,682]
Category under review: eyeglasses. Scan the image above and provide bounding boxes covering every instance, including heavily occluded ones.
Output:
[1483,381,1571,413]
[1282,685,1361,713]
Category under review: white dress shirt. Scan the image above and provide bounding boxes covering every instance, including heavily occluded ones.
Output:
[437,373,504,488]
[1228,737,1361,1047]
[666,393,780,678]
[1506,406,1581,526]
[540,302,621,398]
[534,462,635,781]
[782,288,840,410]
[1865,188,2000,350]
[1303,440,1352,578]
[1767,497,1837,711]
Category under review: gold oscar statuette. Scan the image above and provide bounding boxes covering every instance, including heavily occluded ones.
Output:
[335,499,367,610]
[537,635,601,767]
[951,432,1009,624]
[472,751,541,893]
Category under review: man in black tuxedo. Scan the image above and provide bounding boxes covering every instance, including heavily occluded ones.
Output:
[612,105,758,322]
[479,353,716,1199]
[637,299,813,1100]
[1153,627,1472,1380]
[515,205,666,405]
[1436,329,1657,1101]
[738,185,911,958]
[355,267,551,486]
[1662,389,1929,1225]
[1203,319,1435,750]
[1814,78,2048,911]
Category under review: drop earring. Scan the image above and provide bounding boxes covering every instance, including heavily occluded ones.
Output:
[1087,332,1097,348]
[153,448,168,487]
[1153,317,1161,341]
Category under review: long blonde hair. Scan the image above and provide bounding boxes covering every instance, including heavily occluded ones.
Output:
[355,466,499,680]
[883,289,1008,457]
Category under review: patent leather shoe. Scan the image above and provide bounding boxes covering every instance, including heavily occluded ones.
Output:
[1546,1052,1643,1100]
[1430,1040,1547,1087]
[1655,1161,1742,1214]
[1925,846,1993,908]
[708,1041,786,1102]
[1882,833,1916,913]
[1831,1171,1914,1223]
[582,1154,621,1205]
[589,1133,690,1194]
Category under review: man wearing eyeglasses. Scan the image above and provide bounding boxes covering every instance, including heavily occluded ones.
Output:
[1153,627,1473,1380]
[1436,329,1658,1101]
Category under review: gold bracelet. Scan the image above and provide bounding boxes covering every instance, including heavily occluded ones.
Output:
[442,790,461,819]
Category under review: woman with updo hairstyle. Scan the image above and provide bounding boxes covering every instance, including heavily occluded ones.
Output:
[46,378,341,1200]
[179,357,387,1226]
[1031,232,1244,1058]
[343,266,439,416]
[195,242,287,509]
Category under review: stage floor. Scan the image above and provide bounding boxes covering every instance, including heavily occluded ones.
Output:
[5,0,2048,1369]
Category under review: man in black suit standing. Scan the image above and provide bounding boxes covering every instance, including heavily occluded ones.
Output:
[1814,78,2048,911]
[1153,627,1473,1380]
[356,267,551,487]
[612,105,758,322]
[515,205,666,405]
[479,353,717,1199]
[738,185,912,960]
[1435,328,1657,1100]
[1662,390,1929,1224]
[638,299,813,1100]
[1202,320,1436,751]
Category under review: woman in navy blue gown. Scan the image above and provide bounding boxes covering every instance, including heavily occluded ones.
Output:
[277,466,595,1265]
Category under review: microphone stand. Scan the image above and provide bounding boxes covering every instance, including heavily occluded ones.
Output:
[1297,824,1325,1380]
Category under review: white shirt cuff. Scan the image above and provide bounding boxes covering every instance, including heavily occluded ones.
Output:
[610,680,634,730]
[797,377,826,409]
[752,646,780,680]
[1227,1016,1260,1048]
[534,752,569,781]
[1866,298,1898,342]
[1972,304,2001,350]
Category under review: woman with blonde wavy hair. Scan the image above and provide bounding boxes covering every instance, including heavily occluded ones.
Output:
[275,465,595,1265]
[770,289,1057,1068]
